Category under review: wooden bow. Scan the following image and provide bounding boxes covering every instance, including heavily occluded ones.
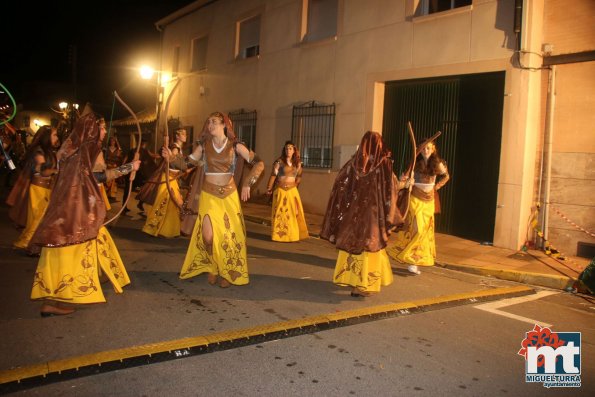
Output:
[103,91,142,227]
[161,79,184,210]
[400,121,417,220]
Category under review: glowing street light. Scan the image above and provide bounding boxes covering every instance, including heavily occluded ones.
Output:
[140,65,155,80]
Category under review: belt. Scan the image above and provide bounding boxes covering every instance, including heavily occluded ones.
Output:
[202,179,237,199]
[411,185,434,202]
[278,182,297,190]
[31,174,53,189]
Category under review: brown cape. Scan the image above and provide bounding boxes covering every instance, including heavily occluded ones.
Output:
[30,113,106,247]
[320,131,404,254]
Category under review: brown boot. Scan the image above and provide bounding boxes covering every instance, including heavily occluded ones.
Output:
[207,273,218,285]
[40,304,75,317]
[350,287,372,297]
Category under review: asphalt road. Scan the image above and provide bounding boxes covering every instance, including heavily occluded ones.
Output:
[0,202,593,396]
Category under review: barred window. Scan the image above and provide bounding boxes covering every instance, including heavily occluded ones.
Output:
[291,101,335,169]
[229,109,257,151]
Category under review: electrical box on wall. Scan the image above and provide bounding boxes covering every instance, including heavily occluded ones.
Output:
[332,145,358,170]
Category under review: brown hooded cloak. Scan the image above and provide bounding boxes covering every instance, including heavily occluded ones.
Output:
[320,131,404,254]
[30,112,106,247]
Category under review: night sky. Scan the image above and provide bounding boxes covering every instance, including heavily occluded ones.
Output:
[1,0,194,119]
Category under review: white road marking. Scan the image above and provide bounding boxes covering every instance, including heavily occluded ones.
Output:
[474,290,558,327]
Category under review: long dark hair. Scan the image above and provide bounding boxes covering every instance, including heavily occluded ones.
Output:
[280,140,300,166]
[415,143,443,175]
[27,125,58,168]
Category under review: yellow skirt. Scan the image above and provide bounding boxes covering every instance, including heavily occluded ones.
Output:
[388,195,436,266]
[31,227,130,304]
[99,183,111,211]
[142,173,182,238]
[105,178,118,199]
[271,186,309,242]
[180,191,249,285]
[14,184,51,249]
[333,249,393,293]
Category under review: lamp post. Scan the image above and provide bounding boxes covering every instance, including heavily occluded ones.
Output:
[58,101,79,141]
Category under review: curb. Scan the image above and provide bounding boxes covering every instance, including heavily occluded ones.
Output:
[242,212,573,290]
[435,261,575,291]
[0,285,533,392]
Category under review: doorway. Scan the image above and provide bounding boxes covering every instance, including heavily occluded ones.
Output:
[382,71,505,243]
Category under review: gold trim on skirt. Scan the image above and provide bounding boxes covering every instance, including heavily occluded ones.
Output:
[388,195,436,266]
[14,184,51,249]
[180,191,249,285]
[31,227,130,304]
[271,186,308,242]
[333,249,393,293]
[142,172,182,238]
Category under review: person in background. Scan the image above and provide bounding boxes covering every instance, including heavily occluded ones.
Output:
[388,133,449,275]
[104,136,123,201]
[29,108,140,316]
[12,126,60,255]
[141,128,188,237]
[266,141,308,242]
[320,131,409,297]
[135,141,159,214]
[176,112,264,288]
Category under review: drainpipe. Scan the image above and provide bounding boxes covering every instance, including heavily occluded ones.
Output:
[541,65,556,247]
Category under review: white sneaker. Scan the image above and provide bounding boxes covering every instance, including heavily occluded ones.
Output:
[408,265,421,275]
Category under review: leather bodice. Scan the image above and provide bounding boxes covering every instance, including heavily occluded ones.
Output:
[203,137,235,174]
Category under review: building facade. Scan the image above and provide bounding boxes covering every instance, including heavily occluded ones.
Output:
[153,0,594,255]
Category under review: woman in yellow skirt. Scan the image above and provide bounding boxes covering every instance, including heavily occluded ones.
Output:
[12,126,60,254]
[320,131,409,297]
[266,141,308,242]
[142,128,187,238]
[104,136,123,200]
[29,110,140,316]
[175,112,264,288]
[388,135,449,275]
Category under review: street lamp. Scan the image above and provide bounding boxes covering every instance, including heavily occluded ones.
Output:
[140,65,155,80]
[58,101,79,139]
[139,65,164,152]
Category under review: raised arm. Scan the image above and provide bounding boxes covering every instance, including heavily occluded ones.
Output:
[266,160,281,195]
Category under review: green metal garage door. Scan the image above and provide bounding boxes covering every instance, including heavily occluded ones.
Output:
[382,71,505,243]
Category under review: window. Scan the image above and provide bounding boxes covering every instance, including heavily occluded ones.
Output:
[191,36,208,72]
[229,109,257,151]
[302,0,338,42]
[236,15,260,60]
[22,116,30,128]
[172,46,180,78]
[291,101,335,169]
[420,0,472,15]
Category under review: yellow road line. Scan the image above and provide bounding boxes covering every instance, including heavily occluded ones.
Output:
[0,285,533,387]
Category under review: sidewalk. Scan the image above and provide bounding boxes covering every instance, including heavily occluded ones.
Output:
[242,201,590,291]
